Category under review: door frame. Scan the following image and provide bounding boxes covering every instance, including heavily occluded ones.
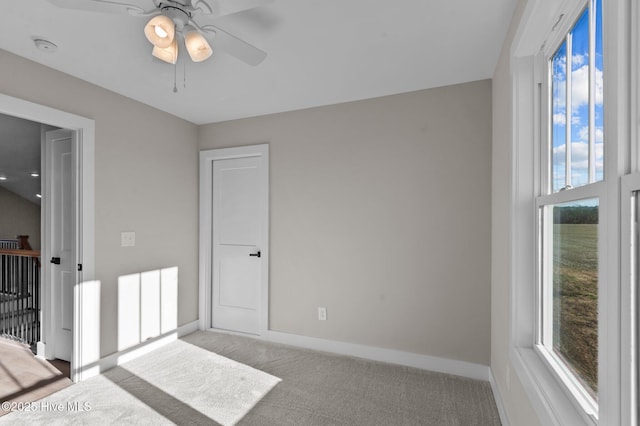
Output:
[199,144,269,335]
[0,94,95,383]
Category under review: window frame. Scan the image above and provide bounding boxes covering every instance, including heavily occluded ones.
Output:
[621,173,640,426]
[508,0,631,424]
[628,0,640,420]
[544,3,602,193]
[534,188,605,418]
[533,4,605,414]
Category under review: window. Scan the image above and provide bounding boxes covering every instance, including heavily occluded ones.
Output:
[549,3,603,193]
[510,0,632,423]
[536,1,604,416]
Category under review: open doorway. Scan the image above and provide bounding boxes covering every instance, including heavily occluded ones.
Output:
[0,93,95,384]
[0,113,76,408]
[0,112,72,370]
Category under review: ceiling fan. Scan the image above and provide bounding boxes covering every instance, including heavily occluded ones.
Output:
[47,0,273,66]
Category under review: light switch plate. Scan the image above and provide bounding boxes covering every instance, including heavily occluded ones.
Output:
[318,307,327,321]
[121,231,135,247]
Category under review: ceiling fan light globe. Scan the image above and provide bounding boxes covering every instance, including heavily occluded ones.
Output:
[152,38,178,64]
[144,15,175,48]
[185,30,213,62]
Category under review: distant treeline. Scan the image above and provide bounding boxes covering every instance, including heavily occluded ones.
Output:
[554,206,598,224]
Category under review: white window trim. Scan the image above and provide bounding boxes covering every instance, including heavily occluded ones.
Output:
[632,0,640,170]
[625,0,640,421]
[621,173,639,426]
[509,0,631,424]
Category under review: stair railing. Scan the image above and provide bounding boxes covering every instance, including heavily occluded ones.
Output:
[0,236,40,347]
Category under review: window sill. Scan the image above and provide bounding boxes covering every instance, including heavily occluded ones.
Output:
[510,346,598,426]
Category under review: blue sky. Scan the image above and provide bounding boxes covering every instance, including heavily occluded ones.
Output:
[551,0,603,193]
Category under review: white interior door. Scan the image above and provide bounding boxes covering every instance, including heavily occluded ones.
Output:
[212,155,266,335]
[47,129,75,362]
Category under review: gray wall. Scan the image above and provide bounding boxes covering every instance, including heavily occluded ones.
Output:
[0,186,41,249]
[0,49,199,358]
[0,44,497,372]
[199,80,493,365]
[491,0,541,423]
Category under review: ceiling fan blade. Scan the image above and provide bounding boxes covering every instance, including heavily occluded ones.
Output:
[203,0,274,18]
[47,0,147,15]
[203,25,267,65]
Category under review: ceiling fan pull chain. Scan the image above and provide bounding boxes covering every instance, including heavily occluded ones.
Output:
[173,60,178,93]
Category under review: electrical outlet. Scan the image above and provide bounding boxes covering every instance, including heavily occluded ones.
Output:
[318,307,327,321]
[121,231,136,247]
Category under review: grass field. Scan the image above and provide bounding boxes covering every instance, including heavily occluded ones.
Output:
[552,223,598,396]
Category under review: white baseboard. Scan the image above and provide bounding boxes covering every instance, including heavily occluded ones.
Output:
[489,369,511,426]
[78,320,199,381]
[204,327,490,382]
[263,330,490,381]
[77,320,490,385]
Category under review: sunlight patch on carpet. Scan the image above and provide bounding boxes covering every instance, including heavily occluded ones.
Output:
[0,339,281,426]
[121,339,282,425]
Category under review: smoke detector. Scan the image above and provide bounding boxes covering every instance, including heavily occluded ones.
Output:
[32,37,58,53]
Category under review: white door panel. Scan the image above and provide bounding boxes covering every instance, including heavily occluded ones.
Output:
[61,151,72,251]
[219,164,261,245]
[219,246,260,309]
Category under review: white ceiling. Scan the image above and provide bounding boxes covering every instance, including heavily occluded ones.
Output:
[0,114,43,206]
[0,0,517,125]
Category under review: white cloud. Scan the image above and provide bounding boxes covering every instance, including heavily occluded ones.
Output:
[572,113,582,126]
[553,83,566,110]
[571,141,589,166]
[573,54,586,66]
[553,144,566,165]
[553,113,566,125]
[571,65,604,107]
[571,66,589,106]
[552,64,603,111]
[577,126,604,144]
[552,141,604,187]
[578,126,588,141]
[596,69,604,105]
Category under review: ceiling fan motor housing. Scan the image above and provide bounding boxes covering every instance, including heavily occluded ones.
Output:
[161,4,191,30]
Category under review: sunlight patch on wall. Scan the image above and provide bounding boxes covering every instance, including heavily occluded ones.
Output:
[140,270,160,341]
[160,267,178,333]
[117,267,179,351]
[78,280,101,378]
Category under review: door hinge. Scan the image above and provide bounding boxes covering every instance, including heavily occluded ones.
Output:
[77,264,83,272]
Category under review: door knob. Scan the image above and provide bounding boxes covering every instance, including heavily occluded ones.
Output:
[249,250,261,258]
[50,257,61,265]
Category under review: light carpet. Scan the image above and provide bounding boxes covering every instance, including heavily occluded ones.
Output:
[0,331,501,425]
